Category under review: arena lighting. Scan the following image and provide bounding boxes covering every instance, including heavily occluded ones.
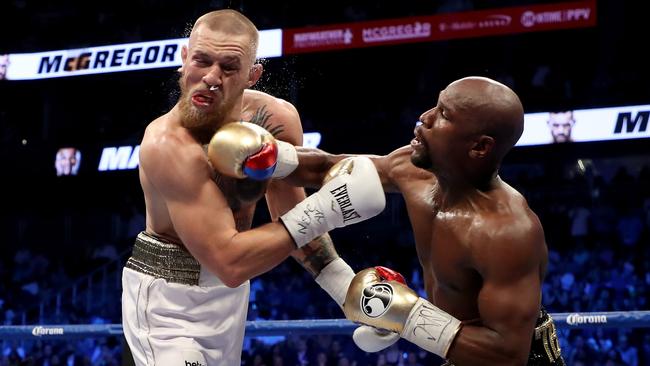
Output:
[96,132,322,172]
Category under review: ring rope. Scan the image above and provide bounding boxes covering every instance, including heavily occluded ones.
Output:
[0,311,648,340]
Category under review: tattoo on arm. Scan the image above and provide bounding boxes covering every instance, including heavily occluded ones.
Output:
[293,233,339,277]
[249,105,285,137]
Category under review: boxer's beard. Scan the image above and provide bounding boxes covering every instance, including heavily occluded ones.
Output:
[178,80,234,143]
[411,148,433,171]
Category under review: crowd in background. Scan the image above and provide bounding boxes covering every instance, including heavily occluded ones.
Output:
[1,1,649,364]
[1,160,649,365]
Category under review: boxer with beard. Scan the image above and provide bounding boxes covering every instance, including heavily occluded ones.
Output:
[121,9,385,365]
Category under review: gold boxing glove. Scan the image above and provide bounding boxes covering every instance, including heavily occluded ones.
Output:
[343,267,462,358]
[207,121,297,180]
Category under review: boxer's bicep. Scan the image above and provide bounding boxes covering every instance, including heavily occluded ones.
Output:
[142,142,239,275]
[471,228,542,359]
[449,266,540,364]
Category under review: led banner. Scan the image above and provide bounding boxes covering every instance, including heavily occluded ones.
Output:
[93,132,322,173]
[1,29,282,81]
[1,2,595,81]
[282,0,596,54]
[517,104,650,146]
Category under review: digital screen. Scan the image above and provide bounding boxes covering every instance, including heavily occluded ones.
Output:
[517,104,650,146]
[54,147,82,176]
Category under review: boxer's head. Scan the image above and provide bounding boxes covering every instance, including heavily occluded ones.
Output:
[412,76,523,181]
[177,10,263,141]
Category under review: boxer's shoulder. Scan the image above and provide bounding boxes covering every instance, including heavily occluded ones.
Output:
[242,89,302,144]
[382,146,434,193]
[243,90,298,119]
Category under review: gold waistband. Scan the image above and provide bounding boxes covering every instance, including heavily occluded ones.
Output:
[125,232,201,285]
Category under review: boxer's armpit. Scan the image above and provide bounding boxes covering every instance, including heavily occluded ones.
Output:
[292,233,339,277]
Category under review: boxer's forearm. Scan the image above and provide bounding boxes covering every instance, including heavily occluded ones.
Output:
[291,233,340,277]
[285,147,348,188]
[266,181,340,276]
[446,325,530,366]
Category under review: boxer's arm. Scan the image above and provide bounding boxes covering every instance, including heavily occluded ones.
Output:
[143,137,384,288]
[445,216,544,365]
[140,138,295,288]
[286,147,407,193]
[247,95,344,276]
[266,178,342,275]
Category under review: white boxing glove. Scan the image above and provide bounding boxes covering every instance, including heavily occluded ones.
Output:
[280,157,385,247]
[314,258,400,353]
[353,326,401,353]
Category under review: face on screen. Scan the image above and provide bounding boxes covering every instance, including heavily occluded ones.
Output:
[0,55,9,80]
[547,111,575,143]
[55,147,81,176]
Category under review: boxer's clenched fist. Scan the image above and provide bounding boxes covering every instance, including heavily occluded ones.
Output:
[208,121,298,180]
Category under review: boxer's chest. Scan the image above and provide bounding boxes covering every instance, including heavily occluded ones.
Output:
[415,207,481,300]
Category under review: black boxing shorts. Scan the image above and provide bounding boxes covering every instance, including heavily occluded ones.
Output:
[527,306,566,366]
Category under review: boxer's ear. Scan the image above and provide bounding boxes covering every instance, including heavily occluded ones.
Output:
[178,45,188,74]
[469,135,494,159]
[247,63,263,87]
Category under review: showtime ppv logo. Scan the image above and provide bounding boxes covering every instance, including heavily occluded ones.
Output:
[566,313,607,325]
[520,7,591,28]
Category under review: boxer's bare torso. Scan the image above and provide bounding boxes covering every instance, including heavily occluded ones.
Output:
[141,89,294,245]
[382,146,547,322]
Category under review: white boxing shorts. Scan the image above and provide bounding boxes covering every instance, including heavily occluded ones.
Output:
[122,232,250,366]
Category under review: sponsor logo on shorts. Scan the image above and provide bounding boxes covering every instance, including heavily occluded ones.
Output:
[184,362,205,366]
[329,184,362,222]
[566,313,607,325]
[32,326,64,336]
[361,283,393,318]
